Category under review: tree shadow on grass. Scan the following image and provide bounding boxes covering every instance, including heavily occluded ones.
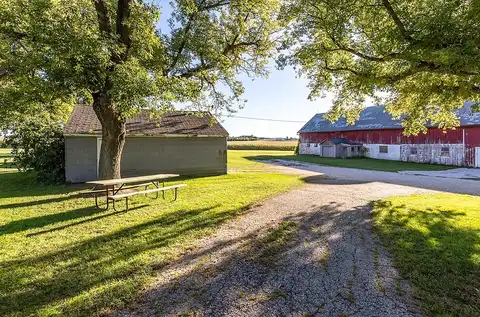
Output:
[371,200,480,317]
[0,205,106,236]
[24,205,149,237]
[0,171,91,202]
[0,201,257,317]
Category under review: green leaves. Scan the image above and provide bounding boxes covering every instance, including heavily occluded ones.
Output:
[0,0,283,125]
[281,0,480,135]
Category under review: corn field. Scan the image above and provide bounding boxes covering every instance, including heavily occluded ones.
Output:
[228,140,297,151]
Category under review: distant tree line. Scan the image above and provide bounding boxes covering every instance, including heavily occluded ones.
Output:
[228,135,260,141]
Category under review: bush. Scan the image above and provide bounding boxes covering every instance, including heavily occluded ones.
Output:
[7,119,65,184]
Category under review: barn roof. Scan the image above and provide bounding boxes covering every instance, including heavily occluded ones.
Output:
[64,105,229,137]
[299,101,480,133]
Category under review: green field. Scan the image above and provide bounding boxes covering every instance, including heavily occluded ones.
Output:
[247,152,455,172]
[0,148,12,157]
[0,151,303,317]
[228,140,297,151]
[372,194,480,317]
[0,148,14,173]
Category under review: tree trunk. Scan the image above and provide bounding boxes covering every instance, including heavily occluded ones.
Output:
[92,92,126,180]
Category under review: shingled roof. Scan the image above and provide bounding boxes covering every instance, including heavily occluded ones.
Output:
[299,101,480,133]
[64,105,228,137]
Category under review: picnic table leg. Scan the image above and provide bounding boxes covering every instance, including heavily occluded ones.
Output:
[112,197,129,212]
[94,185,110,211]
[144,181,160,199]
[153,181,159,199]
[162,182,166,200]
[173,187,178,201]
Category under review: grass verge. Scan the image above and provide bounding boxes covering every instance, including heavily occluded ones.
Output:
[246,152,456,172]
[0,151,302,317]
[372,194,480,317]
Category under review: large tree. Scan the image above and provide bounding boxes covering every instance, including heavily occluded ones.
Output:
[280,0,480,134]
[0,0,282,179]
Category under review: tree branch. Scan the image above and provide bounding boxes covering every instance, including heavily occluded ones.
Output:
[116,0,132,61]
[322,44,400,62]
[172,11,258,79]
[0,68,15,78]
[174,37,262,79]
[324,59,360,76]
[165,0,231,75]
[222,13,250,54]
[167,13,196,74]
[177,64,215,78]
[382,0,414,41]
[94,0,111,34]
[201,0,230,11]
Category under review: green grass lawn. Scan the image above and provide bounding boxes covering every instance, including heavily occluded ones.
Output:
[0,150,303,317]
[372,194,480,317]
[246,152,456,172]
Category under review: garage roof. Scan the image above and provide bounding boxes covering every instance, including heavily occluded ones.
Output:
[299,101,480,133]
[64,105,229,137]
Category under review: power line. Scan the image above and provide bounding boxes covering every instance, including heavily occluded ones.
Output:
[225,115,306,123]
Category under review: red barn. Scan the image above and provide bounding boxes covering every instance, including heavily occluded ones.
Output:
[298,102,480,167]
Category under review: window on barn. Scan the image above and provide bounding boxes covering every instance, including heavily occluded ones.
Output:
[441,147,450,157]
[379,145,388,153]
[307,143,310,147]
[314,143,318,147]
[410,147,418,155]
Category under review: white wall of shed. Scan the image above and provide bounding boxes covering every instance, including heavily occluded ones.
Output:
[299,143,322,155]
[363,144,401,161]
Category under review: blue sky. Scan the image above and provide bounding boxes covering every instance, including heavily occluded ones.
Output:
[156,1,333,138]
[221,67,333,138]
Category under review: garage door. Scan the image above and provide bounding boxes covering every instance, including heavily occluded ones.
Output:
[322,146,334,157]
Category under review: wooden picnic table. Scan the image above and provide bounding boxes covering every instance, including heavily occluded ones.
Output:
[87,174,185,211]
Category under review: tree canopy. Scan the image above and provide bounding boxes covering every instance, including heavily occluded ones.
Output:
[280,0,480,134]
[0,0,282,122]
[0,0,283,178]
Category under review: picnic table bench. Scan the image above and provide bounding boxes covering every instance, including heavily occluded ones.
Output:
[87,174,186,211]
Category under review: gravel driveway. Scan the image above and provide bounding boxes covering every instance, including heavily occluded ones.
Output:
[114,162,477,317]
[270,160,480,196]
